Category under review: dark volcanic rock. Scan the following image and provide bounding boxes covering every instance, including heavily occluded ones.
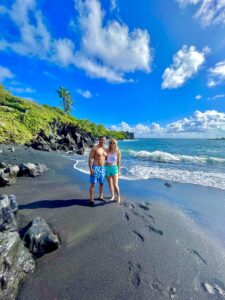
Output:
[0,162,48,187]
[121,131,134,139]
[0,231,35,300]
[0,168,17,187]
[0,193,35,299]
[18,162,49,177]
[0,194,17,231]
[24,216,60,257]
[26,120,96,154]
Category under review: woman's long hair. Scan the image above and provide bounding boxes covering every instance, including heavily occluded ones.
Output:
[109,138,118,152]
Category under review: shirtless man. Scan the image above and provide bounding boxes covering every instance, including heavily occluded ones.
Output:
[89,136,107,207]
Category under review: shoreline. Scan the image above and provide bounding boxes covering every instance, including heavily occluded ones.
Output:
[1,145,225,299]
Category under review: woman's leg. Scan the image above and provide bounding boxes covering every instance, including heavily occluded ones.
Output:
[112,175,120,203]
[107,176,114,200]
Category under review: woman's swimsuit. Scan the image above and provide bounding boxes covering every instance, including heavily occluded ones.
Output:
[105,152,118,176]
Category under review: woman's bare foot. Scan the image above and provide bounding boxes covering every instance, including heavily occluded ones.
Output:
[110,195,115,201]
[117,197,121,204]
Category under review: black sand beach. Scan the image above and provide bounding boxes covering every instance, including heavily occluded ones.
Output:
[1,146,225,300]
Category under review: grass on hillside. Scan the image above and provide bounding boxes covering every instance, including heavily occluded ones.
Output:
[0,85,126,144]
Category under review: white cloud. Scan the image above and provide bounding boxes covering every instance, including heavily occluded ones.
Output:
[8,86,36,94]
[75,0,151,82]
[177,0,225,26]
[209,94,225,100]
[51,38,75,67]
[110,0,117,11]
[0,0,152,83]
[167,110,225,133]
[0,65,14,82]
[43,71,56,79]
[195,94,202,99]
[111,121,133,132]
[110,121,164,137]
[162,46,207,89]
[77,88,93,98]
[111,110,225,137]
[208,61,225,87]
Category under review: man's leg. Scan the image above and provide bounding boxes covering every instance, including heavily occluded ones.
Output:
[90,183,95,203]
[99,183,104,200]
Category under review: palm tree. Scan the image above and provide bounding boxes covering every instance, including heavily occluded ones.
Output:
[56,87,73,114]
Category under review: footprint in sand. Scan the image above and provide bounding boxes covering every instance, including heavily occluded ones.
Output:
[151,277,177,299]
[147,214,155,223]
[132,230,145,242]
[149,225,163,236]
[139,203,150,211]
[187,248,207,265]
[123,212,130,221]
[202,281,225,298]
[128,261,142,288]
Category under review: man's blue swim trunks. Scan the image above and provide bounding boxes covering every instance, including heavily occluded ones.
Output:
[90,165,106,184]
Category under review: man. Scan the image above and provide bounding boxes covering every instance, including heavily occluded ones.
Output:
[89,136,107,207]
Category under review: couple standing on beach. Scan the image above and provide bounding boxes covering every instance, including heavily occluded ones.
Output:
[89,136,121,207]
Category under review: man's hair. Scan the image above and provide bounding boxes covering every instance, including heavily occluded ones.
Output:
[99,136,106,140]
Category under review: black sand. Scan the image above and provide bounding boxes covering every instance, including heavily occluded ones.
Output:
[1,145,225,300]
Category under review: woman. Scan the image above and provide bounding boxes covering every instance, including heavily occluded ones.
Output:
[105,138,121,203]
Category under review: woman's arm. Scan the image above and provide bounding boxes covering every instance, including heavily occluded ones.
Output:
[117,150,121,176]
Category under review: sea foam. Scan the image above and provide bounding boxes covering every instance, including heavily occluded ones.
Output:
[129,150,225,165]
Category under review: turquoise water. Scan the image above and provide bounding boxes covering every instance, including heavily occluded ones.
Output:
[70,139,225,190]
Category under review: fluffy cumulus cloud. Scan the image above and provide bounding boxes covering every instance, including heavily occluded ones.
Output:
[0,65,14,82]
[111,110,225,137]
[176,0,225,26]
[110,121,164,137]
[162,46,208,89]
[207,61,225,87]
[75,0,151,82]
[77,88,93,98]
[0,0,152,83]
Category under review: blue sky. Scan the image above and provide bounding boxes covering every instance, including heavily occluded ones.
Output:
[0,0,225,137]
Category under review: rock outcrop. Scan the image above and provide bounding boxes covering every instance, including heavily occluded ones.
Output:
[26,120,96,154]
[0,162,49,187]
[121,131,134,140]
[0,194,35,300]
[0,194,18,231]
[18,163,49,177]
[24,217,60,258]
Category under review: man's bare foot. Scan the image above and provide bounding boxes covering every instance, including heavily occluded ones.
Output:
[98,194,105,201]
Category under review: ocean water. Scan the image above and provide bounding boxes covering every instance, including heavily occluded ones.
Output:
[68,139,225,190]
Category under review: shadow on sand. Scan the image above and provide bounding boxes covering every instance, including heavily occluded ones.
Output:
[19,198,114,210]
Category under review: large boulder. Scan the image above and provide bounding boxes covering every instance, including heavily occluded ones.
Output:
[0,231,35,299]
[0,168,17,187]
[0,194,35,299]
[18,163,49,177]
[24,217,60,257]
[0,194,17,232]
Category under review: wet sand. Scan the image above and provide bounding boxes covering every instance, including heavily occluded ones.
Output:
[1,145,225,300]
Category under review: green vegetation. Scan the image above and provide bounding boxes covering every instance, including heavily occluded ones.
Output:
[0,85,127,144]
[56,86,73,114]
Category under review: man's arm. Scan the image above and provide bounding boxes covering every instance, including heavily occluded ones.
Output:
[89,147,95,175]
